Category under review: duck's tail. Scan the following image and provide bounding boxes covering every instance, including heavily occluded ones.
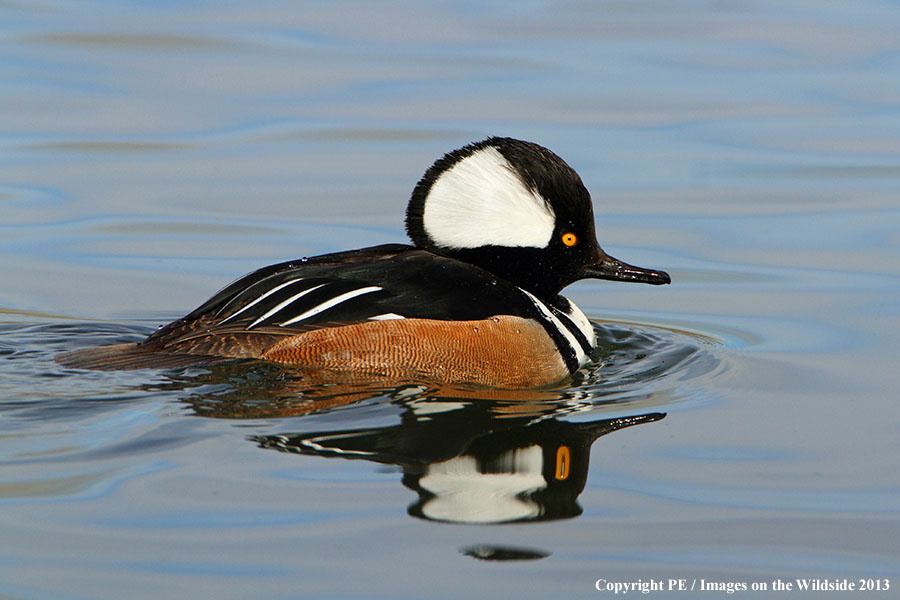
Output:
[55,343,220,370]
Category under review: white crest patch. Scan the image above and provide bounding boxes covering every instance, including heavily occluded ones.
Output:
[423,146,556,249]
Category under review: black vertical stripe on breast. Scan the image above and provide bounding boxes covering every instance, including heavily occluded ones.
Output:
[517,291,582,374]
[550,307,593,358]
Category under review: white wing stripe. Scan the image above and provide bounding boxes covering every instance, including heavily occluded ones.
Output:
[219,278,305,324]
[368,312,405,321]
[279,286,382,326]
[248,284,326,328]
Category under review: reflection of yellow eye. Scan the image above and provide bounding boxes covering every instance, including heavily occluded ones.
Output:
[561,232,578,247]
[555,445,571,480]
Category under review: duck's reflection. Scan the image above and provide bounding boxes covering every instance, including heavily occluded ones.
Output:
[257,409,662,524]
[158,362,665,524]
[248,386,663,524]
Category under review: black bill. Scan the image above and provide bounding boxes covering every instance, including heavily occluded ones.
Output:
[583,247,671,285]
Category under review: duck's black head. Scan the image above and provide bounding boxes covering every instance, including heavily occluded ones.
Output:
[405,137,670,303]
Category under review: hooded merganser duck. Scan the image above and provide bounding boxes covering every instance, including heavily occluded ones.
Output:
[57,137,671,387]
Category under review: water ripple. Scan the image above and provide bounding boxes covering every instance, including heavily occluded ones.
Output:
[0,316,722,424]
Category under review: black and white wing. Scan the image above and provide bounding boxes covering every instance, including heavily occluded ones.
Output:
[148,243,541,342]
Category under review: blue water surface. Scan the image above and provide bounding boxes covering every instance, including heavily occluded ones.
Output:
[2,1,899,598]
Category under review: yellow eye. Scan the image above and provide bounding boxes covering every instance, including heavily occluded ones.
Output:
[561,232,578,247]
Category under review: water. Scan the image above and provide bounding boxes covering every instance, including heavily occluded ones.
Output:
[2,1,899,598]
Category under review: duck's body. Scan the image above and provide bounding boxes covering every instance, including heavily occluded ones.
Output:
[60,244,592,386]
[57,137,670,387]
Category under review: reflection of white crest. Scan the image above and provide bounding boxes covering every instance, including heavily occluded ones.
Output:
[418,445,546,523]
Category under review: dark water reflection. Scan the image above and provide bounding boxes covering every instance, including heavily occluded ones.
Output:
[461,544,551,562]
[256,403,664,525]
